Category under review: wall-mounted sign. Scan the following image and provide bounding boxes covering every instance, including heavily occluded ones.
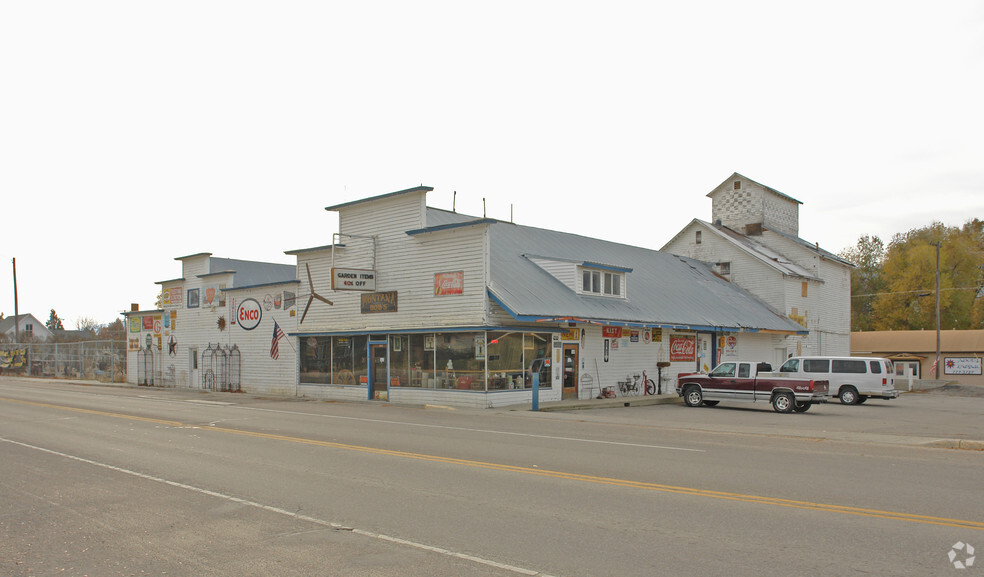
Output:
[669,335,696,362]
[129,317,141,333]
[143,316,154,331]
[237,298,263,330]
[332,268,376,291]
[434,271,464,296]
[602,326,622,339]
[361,291,397,313]
[944,357,982,375]
[560,328,580,341]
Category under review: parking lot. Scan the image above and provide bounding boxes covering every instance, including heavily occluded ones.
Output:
[535,386,984,451]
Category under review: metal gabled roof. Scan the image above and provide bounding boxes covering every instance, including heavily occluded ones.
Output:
[488,222,806,334]
[703,221,823,280]
[204,258,296,289]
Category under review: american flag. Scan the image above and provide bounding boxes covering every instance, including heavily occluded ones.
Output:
[271,320,286,360]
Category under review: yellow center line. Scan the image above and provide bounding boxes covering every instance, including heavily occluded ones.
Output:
[5,396,984,531]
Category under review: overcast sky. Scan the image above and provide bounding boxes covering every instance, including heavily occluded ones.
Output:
[2,1,983,328]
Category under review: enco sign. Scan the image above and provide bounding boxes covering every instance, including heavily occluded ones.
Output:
[237,298,262,330]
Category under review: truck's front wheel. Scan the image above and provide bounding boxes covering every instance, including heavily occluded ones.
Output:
[772,392,795,413]
[683,386,704,407]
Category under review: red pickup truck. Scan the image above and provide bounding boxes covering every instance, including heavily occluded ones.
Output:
[676,361,829,413]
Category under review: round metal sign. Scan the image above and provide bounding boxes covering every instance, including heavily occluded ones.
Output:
[237,298,262,330]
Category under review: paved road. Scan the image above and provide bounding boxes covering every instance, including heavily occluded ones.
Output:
[1,377,982,576]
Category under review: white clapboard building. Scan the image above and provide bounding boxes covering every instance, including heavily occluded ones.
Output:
[662,173,854,361]
[125,184,824,408]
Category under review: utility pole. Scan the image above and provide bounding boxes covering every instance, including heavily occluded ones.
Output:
[933,242,941,377]
[12,258,18,343]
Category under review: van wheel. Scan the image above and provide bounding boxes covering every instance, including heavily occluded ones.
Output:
[683,386,703,407]
[772,392,794,413]
[793,402,811,413]
[840,387,860,405]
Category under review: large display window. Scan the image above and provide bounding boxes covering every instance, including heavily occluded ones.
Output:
[302,330,553,391]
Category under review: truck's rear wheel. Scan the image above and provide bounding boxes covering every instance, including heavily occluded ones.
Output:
[683,386,703,407]
[772,392,794,413]
[840,386,860,405]
[793,402,811,413]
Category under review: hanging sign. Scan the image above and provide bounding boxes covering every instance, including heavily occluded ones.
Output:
[332,268,376,291]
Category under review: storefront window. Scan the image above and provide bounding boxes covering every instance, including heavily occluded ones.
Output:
[300,336,331,384]
[410,334,435,388]
[390,335,409,387]
[524,333,553,388]
[331,335,367,386]
[435,332,485,390]
[488,331,524,390]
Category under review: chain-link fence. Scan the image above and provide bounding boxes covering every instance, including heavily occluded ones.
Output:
[0,341,126,383]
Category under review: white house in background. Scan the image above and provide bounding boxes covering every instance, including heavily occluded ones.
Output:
[662,172,854,359]
[0,313,53,342]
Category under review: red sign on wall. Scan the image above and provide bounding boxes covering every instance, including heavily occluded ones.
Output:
[434,271,464,296]
[669,335,696,362]
[602,326,623,338]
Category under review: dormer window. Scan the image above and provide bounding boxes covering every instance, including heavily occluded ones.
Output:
[581,267,623,297]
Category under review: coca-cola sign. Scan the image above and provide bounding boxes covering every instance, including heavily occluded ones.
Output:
[434,271,464,296]
[669,335,696,362]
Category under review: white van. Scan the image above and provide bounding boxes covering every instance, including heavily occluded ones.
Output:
[776,356,899,405]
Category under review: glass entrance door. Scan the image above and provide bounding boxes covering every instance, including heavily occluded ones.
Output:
[563,345,578,399]
[369,344,388,400]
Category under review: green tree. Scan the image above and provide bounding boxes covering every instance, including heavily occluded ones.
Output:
[871,221,984,331]
[46,309,65,331]
[97,318,126,340]
[839,235,885,331]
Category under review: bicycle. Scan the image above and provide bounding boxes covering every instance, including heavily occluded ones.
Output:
[617,374,641,396]
[618,371,657,396]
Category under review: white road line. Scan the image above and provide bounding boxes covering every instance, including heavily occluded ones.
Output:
[1,437,556,577]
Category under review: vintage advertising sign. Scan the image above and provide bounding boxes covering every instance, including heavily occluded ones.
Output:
[944,357,982,375]
[560,328,580,341]
[602,326,622,338]
[142,316,154,331]
[129,317,141,333]
[332,268,376,291]
[434,271,464,296]
[169,287,183,306]
[669,335,696,362]
[237,298,263,330]
[361,291,398,313]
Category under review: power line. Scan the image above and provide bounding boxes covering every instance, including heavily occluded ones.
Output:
[850,286,981,298]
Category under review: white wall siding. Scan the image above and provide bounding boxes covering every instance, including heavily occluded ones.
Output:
[298,216,489,334]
